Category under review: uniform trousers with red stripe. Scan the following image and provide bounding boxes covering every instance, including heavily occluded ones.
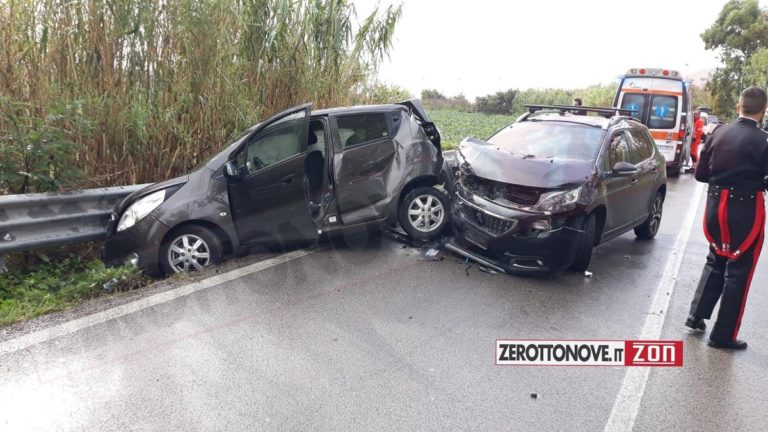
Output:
[690,186,765,342]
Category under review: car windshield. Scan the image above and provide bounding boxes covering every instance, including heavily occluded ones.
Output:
[487,121,606,161]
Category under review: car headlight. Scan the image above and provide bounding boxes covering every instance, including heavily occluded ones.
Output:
[116,190,166,232]
[534,186,582,213]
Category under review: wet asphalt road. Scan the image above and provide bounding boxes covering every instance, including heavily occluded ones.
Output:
[1,174,767,432]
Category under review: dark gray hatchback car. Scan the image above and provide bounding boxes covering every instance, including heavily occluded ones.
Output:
[104,101,449,275]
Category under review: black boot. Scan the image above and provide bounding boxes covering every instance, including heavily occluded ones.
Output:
[684,315,706,331]
[707,339,748,350]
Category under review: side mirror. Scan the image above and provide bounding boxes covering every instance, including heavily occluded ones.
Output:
[612,161,638,176]
[224,160,240,180]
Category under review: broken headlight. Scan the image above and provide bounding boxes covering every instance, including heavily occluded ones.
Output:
[116,190,166,232]
[533,186,583,213]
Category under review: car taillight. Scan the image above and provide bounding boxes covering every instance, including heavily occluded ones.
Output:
[639,68,646,74]
[662,70,670,76]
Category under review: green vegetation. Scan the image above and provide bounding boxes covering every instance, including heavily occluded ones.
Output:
[703,0,768,118]
[425,84,618,149]
[0,246,148,325]
[427,109,516,150]
[0,0,402,192]
[424,84,616,117]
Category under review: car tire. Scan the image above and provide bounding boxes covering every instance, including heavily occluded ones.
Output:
[570,213,596,272]
[634,191,664,240]
[160,225,223,275]
[398,186,450,242]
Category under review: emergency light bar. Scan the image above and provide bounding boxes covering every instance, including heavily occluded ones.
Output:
[625,68,682,80]
[524,104,635,118]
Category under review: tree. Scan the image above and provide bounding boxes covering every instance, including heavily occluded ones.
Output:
[475,89,519,115]
[421,89,446,100]
[688,84,715,110]
[744,47,768,89]
[702,0,768,117]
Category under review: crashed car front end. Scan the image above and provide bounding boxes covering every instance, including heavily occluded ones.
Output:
[448,139,595,274]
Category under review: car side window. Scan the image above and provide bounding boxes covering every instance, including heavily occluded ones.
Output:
[608,132,631,166]
[627,129,653,163]
[236,111,306,175]
[336,113,390,148]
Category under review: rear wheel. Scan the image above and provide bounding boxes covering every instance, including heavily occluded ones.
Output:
[398,186,450,242]
[570,214,596,272]
[634,191,664,239]
[160,225,223,275]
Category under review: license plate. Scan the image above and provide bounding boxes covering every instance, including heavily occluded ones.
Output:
[464,227,490,249]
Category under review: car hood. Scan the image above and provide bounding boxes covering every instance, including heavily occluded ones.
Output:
[457,138,594,189]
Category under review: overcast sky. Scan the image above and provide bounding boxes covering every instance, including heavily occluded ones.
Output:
[353,0,745,99]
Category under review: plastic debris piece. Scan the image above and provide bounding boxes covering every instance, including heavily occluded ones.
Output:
[102,278,119,293]
[531,393,538,399]
[421,248,442,261]
[584,271,593,278]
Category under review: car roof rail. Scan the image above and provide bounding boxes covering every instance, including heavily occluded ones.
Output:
[608,115,641,126]
[524,104,634,118]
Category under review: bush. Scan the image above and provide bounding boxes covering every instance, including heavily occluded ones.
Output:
[357,83,412,104]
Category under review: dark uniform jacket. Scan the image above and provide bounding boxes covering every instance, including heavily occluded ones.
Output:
[695,117,768,191]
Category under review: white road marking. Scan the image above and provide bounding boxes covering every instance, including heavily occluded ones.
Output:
[604,181,705,432]
[0,249,314,356]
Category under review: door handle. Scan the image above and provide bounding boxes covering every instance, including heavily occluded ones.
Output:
[282,174,295,184]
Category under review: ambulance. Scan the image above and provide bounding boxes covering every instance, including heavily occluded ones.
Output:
[613,68,692,176]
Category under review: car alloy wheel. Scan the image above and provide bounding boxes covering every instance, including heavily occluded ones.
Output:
[407,193,445,233]
[649,195,663,235]
[167,233,211,272]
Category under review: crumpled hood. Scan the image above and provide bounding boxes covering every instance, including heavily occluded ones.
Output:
[457,138,594,189]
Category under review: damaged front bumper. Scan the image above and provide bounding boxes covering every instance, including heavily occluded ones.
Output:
[102,213,168,276]
[450,188,585,275]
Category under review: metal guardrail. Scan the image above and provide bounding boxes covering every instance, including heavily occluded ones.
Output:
[0,184,150,270]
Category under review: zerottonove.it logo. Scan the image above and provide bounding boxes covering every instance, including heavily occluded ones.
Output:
[495,340,683,367]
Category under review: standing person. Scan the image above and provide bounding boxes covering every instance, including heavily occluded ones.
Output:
[571,98,586,115]
[687,110,704,172]
[685,87,768,350]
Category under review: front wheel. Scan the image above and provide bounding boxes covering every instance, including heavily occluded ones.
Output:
[398,186,450,242]
[634,192,664,240]
[570,213,596,271]
[160,225,223,275]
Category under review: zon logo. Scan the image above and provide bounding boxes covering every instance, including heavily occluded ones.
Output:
[624,341,683,367]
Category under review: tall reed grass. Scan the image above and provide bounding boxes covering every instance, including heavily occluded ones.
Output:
[0,0,402,188]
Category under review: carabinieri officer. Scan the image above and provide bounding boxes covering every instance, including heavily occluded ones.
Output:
[686,86,768,350]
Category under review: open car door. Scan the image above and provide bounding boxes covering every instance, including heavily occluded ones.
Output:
[227,103,316,247]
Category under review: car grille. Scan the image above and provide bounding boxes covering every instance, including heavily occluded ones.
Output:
[462,177,542,206]
[459,202,516,236]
